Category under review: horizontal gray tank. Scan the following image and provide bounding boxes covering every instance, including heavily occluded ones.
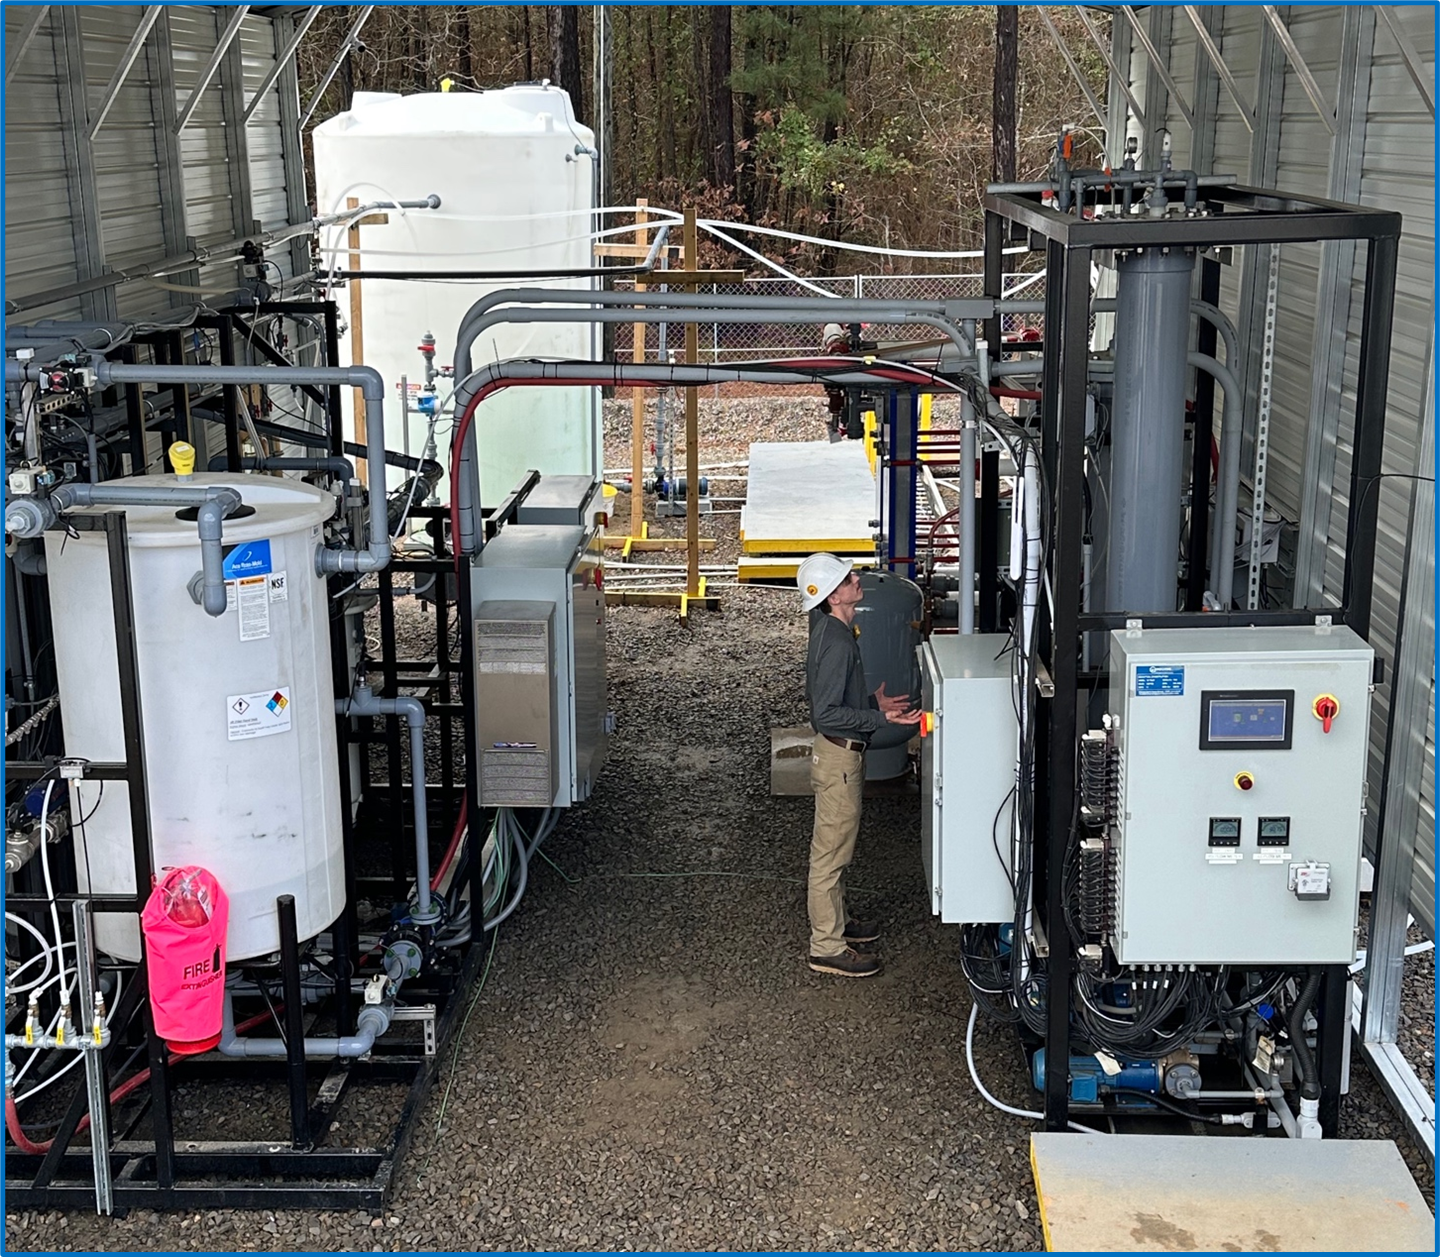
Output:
[853,571,924,780]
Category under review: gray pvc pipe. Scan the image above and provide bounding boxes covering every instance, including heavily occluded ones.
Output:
[337,686,438,925]
[450,286,985,370]
[1190,351,1244,607]
[4,482,243,616]
[207,454,355,486]
[450,360,955,555]
[1107,248,1196,615]
[456,305,975,387]
[218,978,396,1059]
[83,360,389,577]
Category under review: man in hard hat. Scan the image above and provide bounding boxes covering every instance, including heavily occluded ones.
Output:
[797,553,922,977]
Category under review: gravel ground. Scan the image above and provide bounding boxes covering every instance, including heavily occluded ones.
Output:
[7,396,1433,1249]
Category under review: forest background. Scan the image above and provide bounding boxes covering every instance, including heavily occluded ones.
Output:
[296,5,1111,273]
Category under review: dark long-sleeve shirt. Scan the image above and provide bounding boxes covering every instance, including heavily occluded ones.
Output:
[806,609,884,742]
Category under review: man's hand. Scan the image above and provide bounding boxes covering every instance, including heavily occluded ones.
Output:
[874,681,921,725]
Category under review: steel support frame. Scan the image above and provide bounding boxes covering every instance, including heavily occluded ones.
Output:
[5,5,52,87]
[87,5,163,140]
[983,183,1401,1136]
[5,304,490,1211]
[240,5,321,126]
[1292,5,1376,605]
[1361,329,1436,1164]
[1075,5,1148,139]
[1183,4,1256,133]
[174,3,250,134]
[53,6,115,324]
[1034,7,1109,139]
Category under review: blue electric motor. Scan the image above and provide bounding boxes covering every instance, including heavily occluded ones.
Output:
[1031,1048,1162,1104]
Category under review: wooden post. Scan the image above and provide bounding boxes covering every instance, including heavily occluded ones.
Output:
[683,206,700,598]
[346,196,368,487]
[630,200,648,540]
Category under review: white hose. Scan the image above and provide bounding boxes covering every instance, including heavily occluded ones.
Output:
[965,1004,1105,1135]
[4,912,55,993]
[37,781,69,1006]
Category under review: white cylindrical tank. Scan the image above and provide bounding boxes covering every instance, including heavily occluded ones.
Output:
[44,474,345,962]
[312,85,599,508]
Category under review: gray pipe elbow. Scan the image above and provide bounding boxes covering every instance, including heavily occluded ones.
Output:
[194,495,236,616]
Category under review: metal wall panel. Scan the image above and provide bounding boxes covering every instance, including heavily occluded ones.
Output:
[4,6,308,325]
[4,8,82,319]
[1107,5,1436,931]
[240,15,290,240]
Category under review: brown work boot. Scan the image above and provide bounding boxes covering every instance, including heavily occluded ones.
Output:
[808,947,882,978]
[844,917,880,945]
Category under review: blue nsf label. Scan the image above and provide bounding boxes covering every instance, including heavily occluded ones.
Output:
[222,538,273,580]
[1135,664,1184,696]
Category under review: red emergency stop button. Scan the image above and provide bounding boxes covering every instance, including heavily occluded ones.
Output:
[1313,694,1339,734]
[1234,772,1255,792]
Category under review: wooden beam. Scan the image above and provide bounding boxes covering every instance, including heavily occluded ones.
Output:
[630,200,648,540]
[602,535,717,552]
[593,241,683,259]
[684,206,701,598]
[642,269,746,286]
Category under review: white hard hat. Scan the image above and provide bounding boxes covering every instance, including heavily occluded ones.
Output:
[796,552,854,612]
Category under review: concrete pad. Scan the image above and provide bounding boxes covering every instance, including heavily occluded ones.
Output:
[1030,1132,1435,1252]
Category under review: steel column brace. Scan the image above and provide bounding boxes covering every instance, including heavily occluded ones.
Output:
[299,6,376,130]
[1033,7,1109,136]
[241,5,323,125]
[1122,6,1195,131]
[1261,5,1337,135]
[1375,7,1435,118]
[88,6,162,139]
[1183,5,1256,132]
[174,4,250,134]
[5,6,51,87]
[1074,5,1148,135]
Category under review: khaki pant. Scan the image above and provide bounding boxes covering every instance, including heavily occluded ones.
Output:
[808,735,864,957]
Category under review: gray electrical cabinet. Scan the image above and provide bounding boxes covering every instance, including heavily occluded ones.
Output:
[474,601,559,806]
[1108,625,1373,964]
[919,634,1019,924]
[471,520,609,808]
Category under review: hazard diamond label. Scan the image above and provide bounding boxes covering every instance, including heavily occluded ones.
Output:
[227,687,292,741]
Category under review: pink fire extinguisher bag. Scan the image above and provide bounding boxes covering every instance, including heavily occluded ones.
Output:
[141,866,229,1055]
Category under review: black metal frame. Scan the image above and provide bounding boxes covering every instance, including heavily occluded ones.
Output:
[981,183,1402,1133]
[4,298,488,1211]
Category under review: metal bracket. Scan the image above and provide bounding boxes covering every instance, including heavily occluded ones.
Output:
[390,1003,438,1057]
[1124,617,1143,637]
[1247,243,1280,610]
[1034,658,1056,699]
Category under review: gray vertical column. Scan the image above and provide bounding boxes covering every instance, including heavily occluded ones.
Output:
[1105,248,1196,614]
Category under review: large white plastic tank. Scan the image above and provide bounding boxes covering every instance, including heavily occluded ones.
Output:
[312,85,599,508]
[44,474,345,962]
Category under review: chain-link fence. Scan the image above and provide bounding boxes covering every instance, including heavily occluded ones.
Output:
[609,272,1047,397]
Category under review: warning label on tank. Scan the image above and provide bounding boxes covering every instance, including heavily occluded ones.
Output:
[222,538,273,580]
[235,576,270,641]
[1135,664,1184,696]
[227,687,292,741]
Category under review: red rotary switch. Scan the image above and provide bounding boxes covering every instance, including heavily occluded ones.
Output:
[919,712,936,738]
[1313,694,1339,734]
